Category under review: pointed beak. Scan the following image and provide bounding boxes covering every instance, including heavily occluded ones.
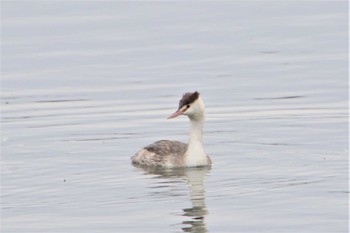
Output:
[167,109,184,119]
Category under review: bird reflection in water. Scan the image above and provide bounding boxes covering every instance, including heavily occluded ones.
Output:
[133,164,210,233]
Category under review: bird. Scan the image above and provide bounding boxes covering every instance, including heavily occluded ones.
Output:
[131,91,212,168]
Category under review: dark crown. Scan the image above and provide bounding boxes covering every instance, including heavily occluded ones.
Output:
[178,91,200,109]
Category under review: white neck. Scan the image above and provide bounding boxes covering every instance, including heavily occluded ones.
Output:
[185,116,208,167]
[189,118,204,144]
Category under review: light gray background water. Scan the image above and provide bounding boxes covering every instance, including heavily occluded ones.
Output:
[1,1,348,233]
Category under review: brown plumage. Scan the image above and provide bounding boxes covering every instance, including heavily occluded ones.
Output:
[132,140,187,167]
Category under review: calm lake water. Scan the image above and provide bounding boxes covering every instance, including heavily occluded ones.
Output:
[1,2,348,233]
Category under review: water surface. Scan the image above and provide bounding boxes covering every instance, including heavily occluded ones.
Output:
[1,2,348,233]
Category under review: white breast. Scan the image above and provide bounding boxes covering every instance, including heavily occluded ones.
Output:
[185,141,209,167]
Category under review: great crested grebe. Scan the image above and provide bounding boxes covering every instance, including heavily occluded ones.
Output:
[131,91,211,168]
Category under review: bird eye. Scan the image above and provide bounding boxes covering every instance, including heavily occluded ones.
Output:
[186,105,190,109]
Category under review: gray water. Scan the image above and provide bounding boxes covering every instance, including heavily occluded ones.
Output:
[1,2,348,233]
